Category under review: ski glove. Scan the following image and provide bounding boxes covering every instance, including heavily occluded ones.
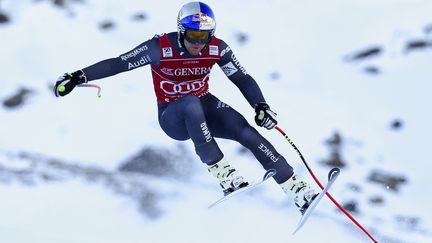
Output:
[254,102,277,129]
[53,70,87,97]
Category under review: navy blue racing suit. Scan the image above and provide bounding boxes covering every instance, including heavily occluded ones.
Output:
[81,32,293,184]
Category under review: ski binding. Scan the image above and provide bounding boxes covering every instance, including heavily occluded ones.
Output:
[292,167,340,234]
[208,169,277,209]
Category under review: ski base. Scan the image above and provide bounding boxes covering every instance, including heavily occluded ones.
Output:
[208,169,277,209]
[292,168,340,234]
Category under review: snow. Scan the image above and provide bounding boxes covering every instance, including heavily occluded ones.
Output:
[1,0,432,242]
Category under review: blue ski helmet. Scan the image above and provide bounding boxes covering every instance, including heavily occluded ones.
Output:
[177,2,216,40]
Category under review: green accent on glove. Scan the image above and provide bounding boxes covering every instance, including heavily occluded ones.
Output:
[58,85,66,92]
[258,111,264,121]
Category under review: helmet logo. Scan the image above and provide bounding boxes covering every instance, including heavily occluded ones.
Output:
[192,12,215,29]
[177,2,216,34]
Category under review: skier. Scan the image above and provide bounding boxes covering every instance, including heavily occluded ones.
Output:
[54,1,317,213]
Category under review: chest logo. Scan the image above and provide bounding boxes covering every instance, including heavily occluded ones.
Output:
[162,47,173,57]
[209,45,219,56]
[160,78,208,95]
[160,68,174,76]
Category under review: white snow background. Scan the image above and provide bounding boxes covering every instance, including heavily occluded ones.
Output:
[1,0,432,242]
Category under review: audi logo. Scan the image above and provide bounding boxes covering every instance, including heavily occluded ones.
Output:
[160,79,207,95]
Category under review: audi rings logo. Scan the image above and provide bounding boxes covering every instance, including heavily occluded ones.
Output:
[160,79,207,95]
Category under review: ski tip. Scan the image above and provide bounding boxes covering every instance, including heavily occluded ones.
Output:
[328,167,340,181]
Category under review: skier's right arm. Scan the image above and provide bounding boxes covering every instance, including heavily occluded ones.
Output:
[54,36,160,97]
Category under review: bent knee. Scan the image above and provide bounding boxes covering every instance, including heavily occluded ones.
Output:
[238,124,258,141]
[166,132,190,141]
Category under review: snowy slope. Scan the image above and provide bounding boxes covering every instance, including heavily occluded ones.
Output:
[1,0,432,242]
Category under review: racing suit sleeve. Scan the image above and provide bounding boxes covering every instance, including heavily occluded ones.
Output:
[81,36,161,82]
[216,39,266,107]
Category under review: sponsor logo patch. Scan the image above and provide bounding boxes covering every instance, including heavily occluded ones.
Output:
[173,67,211,76]
[220,46,231,57]
[200,122,213,142]
[160,68,174,76]
[220,62,238,77]
[209,45,219,56]
[217,101,230,109]
[231,53,247,75]
[121,45,148,61]
[128,55,151,69]
[258,143,280,163]
[162,47,173,57]
[160,79,207,95]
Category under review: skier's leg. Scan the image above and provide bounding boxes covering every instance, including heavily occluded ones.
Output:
[201,94,317,209]
[158,95,247,193]
[158,95,223,165]
[201,94,294,183]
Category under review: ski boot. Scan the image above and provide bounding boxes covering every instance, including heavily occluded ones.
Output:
[208,159,249,195]
[281,175,319,215]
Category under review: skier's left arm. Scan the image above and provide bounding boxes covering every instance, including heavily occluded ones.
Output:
[217,39,277,129]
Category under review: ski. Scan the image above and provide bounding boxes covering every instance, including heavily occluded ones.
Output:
[208,169,277,209]
[292,167,340,234]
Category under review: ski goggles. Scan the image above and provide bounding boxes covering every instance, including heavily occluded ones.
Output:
[184,30,210,44]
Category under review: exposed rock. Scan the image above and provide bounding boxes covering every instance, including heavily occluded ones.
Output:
[0,151,166,219]
[118,144,194,180]
[321,131,346,168]
[2,87,34,109]
[340,200,359,214]
[137,191,162,218]
[344,46,382,62]
[395,215,421,231]
[325,131,342,146]
[0,11,10,24]
[377,235,415,243]
[390,119,403,131]
[131,12,148,21]
[235,32,249,45]
[51,0,85,9]
[322,151,345,168]
[346,183,362,193]
[405,39,432,53]
[99,20,115,31]
[363,66,380,75]
[53,0,67,8]
[269,71,281,81]
[425,23,432,34]
[367,169,407,192]
[369,195,385,205]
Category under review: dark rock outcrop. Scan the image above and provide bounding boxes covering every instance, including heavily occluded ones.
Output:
[2,87,34,109]
[367,169,408,192]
